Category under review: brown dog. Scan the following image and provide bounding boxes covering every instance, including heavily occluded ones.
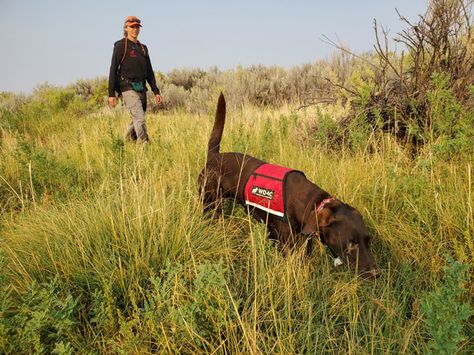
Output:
[198,93,380,278]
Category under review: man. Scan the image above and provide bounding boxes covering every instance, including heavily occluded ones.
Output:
[108,16,162,142]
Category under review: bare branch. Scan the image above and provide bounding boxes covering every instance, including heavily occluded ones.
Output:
[320,34,379,69]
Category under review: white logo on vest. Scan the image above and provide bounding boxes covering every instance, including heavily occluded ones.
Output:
[251,186,274,200]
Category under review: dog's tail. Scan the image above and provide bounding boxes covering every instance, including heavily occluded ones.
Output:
[207,92,226,157]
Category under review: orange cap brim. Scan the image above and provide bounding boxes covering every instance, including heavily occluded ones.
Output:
[127,22,142,27]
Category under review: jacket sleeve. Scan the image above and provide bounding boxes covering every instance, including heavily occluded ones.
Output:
[145,46,160,95]
[108,42,121,97]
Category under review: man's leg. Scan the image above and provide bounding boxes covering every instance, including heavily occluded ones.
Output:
[125,122,137,141]
[122,90,149,142]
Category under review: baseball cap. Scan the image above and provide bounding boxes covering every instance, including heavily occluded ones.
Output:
[124,16,142,27]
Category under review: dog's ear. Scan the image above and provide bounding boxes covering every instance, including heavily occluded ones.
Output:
[301,207,333,235]
[301,214,318,235]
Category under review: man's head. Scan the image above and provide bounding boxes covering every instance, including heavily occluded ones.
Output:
[123,16,142,39]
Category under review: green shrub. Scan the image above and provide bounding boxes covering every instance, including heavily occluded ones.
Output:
[2,276,79,354]
[421,255,472,354]
[422,74,474,160]
[167,68,207,90]
[70,77,108,106]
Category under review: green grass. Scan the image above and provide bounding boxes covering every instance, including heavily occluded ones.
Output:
[0,101,472,353]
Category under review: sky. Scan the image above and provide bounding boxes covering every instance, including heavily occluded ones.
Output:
[0,0,428,94]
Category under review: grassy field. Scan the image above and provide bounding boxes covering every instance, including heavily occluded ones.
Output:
[0,99,472,353]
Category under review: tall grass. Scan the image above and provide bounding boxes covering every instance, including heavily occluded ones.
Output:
[0,100,472,353]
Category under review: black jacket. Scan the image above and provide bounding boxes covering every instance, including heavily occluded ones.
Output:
[108,38,160,97]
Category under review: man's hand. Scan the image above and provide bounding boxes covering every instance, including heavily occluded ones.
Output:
[155,94,162,104]
[108,97,116,108]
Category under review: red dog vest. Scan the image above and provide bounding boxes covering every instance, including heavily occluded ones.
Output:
[244,163,304,220]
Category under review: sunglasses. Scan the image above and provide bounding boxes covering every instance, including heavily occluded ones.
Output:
[128,25,141,29]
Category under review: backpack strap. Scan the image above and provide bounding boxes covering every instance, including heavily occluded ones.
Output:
[119,38,147,67]
[137,41,147,57]
[120,37,128,66]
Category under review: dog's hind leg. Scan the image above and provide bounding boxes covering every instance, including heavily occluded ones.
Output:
[202,191,223,216]
[305,237,314,256]
[198,170,223,216]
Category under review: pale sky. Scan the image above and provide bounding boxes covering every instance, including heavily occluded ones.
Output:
[0,0,428,93]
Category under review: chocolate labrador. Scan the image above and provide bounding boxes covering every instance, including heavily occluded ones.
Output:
[198,93,380,278]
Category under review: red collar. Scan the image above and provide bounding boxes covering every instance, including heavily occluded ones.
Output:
[316,197,335,213]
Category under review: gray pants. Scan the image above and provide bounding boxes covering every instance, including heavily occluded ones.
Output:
[122,90,149,142]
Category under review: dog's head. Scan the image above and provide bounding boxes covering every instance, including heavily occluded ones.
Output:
[303,199,380,279]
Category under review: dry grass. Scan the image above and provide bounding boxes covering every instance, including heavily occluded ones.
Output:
[0,100,472,353]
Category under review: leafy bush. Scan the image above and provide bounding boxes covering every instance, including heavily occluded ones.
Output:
[156,83,189,111]
[425,73,474,160]
[70,77,108,106]
[2,276,79,354]
[421,255,472,354]
[167,68,207,90]
[346,0,474,154]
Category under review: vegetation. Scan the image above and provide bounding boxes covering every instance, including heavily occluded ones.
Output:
[0,0,472,353]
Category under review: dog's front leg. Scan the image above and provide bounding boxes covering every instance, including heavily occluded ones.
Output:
[267,221,300,255]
